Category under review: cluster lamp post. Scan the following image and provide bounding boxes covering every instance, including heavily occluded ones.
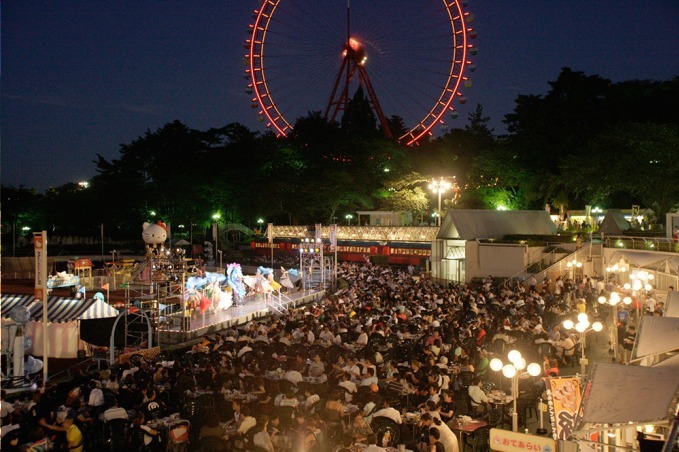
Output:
[428,178,452,227]
[490,350,541,432]
[563,313,603,382]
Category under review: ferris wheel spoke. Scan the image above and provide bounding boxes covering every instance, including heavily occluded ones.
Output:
[246,0,473,142]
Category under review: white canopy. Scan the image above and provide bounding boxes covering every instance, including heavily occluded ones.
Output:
[631,316,679,361]
[652,353,679,368]
[665,291,679,318]
[608,250,669,269]
[573,363,679,435]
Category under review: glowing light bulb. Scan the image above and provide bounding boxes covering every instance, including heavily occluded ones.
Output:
[502,364,516,379]
[507,350,521,364]
[515,358,526,371]
[490,358,503,372]
[527,363,542,377]
[563,319,574,330]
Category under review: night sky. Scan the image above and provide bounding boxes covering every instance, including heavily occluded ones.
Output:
[2,1,678,191]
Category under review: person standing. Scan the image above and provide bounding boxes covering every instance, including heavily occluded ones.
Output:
[622,325,637,364]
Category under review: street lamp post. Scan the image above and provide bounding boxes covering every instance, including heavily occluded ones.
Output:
[627,270,654,321]
[345,214,353,226]
[566,258,582,280]
[490,350,542,432]
[562,313,603,382]
[428,177,452,227]
[598,291,633,361]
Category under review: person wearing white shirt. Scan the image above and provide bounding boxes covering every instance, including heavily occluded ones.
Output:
[419,414,459,452]
[279,393,300,408]
[359,368,378,387]
[307,355,326,377]
[236,408,257,435]
[343,358,361,381]
[372,400,402,425]
[102,400,128,422]
[319,327,333,343]
[468,378,490,411]
[302,391,320,410]
[362,433,387,452]
[88,381,105,408]
[284,368,303,386]
[121,363,138,381]
[356,329,369,346]
[338,374,357,403]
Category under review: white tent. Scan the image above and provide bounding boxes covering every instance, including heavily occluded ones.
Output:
[598,209,631,235]
[573,363,679,435]
[652,353,679,368]
[665,291,679,318]
[607,250,669,269]
[1,294,119,358]
[631,316,679,362]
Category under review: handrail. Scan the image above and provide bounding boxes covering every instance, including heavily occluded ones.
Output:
[268,291,296,315]
[49,357,100,382]
[602,235,676,253]
[533,243,598,285]
[501,243,580,288]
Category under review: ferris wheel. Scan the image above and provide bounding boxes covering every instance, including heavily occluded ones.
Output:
[245,0,476,145]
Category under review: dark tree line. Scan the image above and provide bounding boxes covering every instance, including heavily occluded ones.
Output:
[3,68,679,242]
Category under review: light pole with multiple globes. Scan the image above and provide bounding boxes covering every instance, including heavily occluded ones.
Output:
[566,258,582,280]
[490,350,542,432]
[597,291,632,361]
[562,313,603,382]
[428,178,452,227]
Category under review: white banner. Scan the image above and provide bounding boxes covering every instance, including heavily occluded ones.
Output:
[329,224,337,250]
[490,428,556,452]
[34,232,47,301]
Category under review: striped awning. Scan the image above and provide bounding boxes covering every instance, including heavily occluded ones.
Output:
[79,299,119,320]
[1,294,37,318]
[29,297,118,323]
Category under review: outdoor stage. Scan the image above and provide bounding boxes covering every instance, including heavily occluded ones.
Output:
[157,288,325,344]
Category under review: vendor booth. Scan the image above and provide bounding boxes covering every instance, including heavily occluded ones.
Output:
[1,294,119,358]
[572,363,679,449]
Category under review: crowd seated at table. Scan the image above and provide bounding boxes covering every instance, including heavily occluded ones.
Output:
[1,262,607,451]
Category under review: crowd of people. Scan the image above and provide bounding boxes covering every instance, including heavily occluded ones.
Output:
[1,261,638,451]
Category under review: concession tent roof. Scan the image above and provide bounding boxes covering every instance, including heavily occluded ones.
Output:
[437,210,557,240]
[607,250,670,269]
[1,294,118,322]
[1,294,36,317]
[598,209,631,235]
[573,363,679,435]
[652,353,679,368]
[631,316,679,361]
[665,290,679,318]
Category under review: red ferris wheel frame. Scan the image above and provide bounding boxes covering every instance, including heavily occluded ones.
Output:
[246,0,474,146]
